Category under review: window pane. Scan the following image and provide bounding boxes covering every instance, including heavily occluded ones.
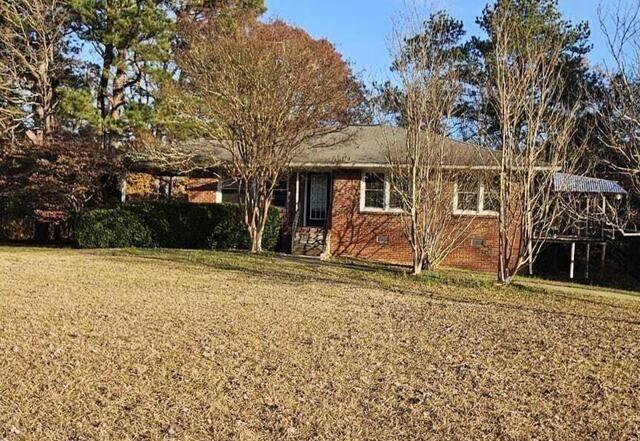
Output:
[456,177,479,212]
[221,190,240,205]
[365,190,384,208]
[364,173,385,209]
[483,178,500,212]
[272,179,288,208]
[458,192,478,211]
[458,178,478,193]
[364,173,384,190]
[389,189,403,209]
[220,181,240,205]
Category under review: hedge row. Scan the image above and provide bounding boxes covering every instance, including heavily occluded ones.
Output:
[75,201,281,251]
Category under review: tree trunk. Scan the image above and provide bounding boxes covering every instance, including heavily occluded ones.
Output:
[111,48,127,121]
[250,226,264,253]
[98,44,114,150]
[412,248,424,276]
[245,186,269,254]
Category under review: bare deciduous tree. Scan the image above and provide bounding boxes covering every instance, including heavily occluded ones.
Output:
[383,6,482,275]
[165,16,362,252]
[0,62,22,141]
[482,0,581,284]
[0,0,70,146]
[598,0,640,202]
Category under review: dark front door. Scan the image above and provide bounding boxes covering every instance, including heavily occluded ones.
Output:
[305,173,331,227]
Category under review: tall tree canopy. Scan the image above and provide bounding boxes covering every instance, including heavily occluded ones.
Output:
[375,11,467,128]
[462,0,598,143]
[162,17,363,252]
[69,0,175,148]
[0,0,76,145]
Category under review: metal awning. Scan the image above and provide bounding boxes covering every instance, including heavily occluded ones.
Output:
[554,173,627,194]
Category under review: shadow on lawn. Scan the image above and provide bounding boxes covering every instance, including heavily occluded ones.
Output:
[102,249,404,291]
[95,248,640,326]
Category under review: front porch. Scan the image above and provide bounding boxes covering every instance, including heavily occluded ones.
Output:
[289,171,333,257]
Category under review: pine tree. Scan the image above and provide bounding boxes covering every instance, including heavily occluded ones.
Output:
[461,0,599,143]
[69,0,175,149]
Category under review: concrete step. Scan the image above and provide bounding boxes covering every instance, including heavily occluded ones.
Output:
[293,228,327,257]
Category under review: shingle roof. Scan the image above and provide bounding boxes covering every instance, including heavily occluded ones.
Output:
[128,125,499,172]
[290,126,498,168]
[554,173,627,194]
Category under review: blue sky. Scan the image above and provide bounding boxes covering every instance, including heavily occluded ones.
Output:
[265,0,611,84]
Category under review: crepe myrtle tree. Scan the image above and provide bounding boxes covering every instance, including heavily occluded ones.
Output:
[381,7,485,275]
[481,0,581,284]
[164,15,363,253]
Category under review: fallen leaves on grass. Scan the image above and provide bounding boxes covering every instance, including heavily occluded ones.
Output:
[0,248,638,440]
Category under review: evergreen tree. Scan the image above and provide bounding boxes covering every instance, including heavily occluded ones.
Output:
[69,0,175,149]
[374,11,466,128]
[462,0,600,146]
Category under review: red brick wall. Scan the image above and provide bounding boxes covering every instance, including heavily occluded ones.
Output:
[186,178,219,204]
[329,169,513,273]
[330,170,413,265]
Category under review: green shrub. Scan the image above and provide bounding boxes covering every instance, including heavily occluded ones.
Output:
[76,208,154,248]
[262,205,282,251]
[207,212,249,250]
[76,201,282,251]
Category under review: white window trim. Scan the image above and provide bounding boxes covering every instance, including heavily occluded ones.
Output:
[360,171,405,214]
[453,181,498,217]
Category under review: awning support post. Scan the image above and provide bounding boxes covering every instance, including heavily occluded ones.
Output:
[585,243,591,280]
[569,242,576,280]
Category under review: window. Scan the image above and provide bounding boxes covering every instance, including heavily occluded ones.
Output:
[272,179,289,208]
[455,178,479,212]
[389,188,403,210]
[221,182,241,205]
[453,177,498,215]
[156,176,173,200]
[363,173,385,209]
[482,176,500,213]
[218,179,288,208]
[361,172,404,212]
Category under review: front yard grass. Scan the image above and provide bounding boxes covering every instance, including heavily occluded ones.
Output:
[0,247,639,440]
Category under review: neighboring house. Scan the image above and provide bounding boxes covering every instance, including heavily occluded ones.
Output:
[123,125,629,274]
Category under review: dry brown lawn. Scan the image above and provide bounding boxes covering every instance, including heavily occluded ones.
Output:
[0,247,639,440]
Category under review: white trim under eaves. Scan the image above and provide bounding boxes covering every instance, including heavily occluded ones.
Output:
[288,162,555,172]
[290,162,504,170]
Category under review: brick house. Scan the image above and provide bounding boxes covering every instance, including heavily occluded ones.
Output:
[123,126,516,271]
[124,126,514,272]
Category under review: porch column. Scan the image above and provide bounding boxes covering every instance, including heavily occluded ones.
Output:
[291,172,301,254]
[585,243,591,280]
[295,172,300,222]
[569,242,576,280]
[120,175,127,203]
